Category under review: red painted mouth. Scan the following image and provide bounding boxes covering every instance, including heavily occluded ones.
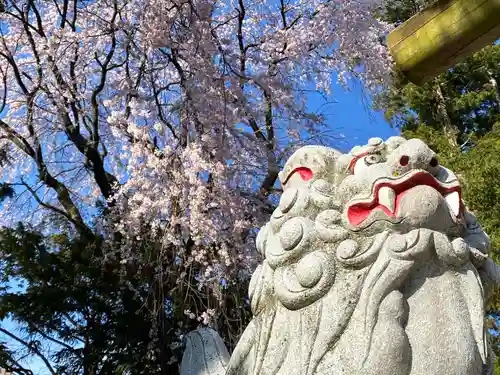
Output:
[347,171,462,226]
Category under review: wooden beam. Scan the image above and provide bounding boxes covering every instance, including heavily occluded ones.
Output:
[387,0,500,85]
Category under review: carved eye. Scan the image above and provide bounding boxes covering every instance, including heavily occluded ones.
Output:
[283,167,313,184]
[430,157,439,167]
[399,155,409,166]
[364,154,382,166]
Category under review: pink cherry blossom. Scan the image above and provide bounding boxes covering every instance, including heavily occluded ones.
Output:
[0,0,392,328]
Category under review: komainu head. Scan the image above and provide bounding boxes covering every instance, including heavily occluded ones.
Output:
[182,137,500,375]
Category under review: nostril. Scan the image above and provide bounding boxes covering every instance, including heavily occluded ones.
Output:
[430,157,439,167]
[399,155,409,166]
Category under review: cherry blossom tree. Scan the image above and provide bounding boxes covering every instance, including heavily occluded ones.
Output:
[0,0,392,372]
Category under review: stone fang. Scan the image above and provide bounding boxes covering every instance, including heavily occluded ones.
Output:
[445,191,460,217]
[378,186,396,213]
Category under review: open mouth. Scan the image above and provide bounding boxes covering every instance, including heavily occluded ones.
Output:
[347,171,462,227]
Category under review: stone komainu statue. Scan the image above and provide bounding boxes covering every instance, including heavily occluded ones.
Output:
[181,137,500,375]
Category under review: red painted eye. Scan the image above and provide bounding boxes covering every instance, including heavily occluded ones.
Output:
[399,155,409,166]
[295,167,313,181]
[283,167,313,184]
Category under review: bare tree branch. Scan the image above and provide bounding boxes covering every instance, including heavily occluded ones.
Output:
[0,326,57,375]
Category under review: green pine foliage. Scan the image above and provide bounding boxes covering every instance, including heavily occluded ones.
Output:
[0,223,251,374]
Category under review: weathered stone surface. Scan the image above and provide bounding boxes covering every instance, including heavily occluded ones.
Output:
[181,137,500,375]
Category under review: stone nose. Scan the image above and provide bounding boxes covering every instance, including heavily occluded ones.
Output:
[387,139,440,176]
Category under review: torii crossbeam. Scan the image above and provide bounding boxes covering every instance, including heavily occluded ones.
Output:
[387,0,500,85]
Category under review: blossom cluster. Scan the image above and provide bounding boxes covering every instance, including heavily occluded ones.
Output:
[0,0,393,326]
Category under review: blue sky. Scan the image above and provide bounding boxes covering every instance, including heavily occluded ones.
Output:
[309,76,400,151]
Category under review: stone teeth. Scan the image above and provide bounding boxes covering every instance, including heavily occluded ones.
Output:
[378,186,396,213]
[445,191,460,217]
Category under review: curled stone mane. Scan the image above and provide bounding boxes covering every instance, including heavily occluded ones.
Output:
[181,137,500,375]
